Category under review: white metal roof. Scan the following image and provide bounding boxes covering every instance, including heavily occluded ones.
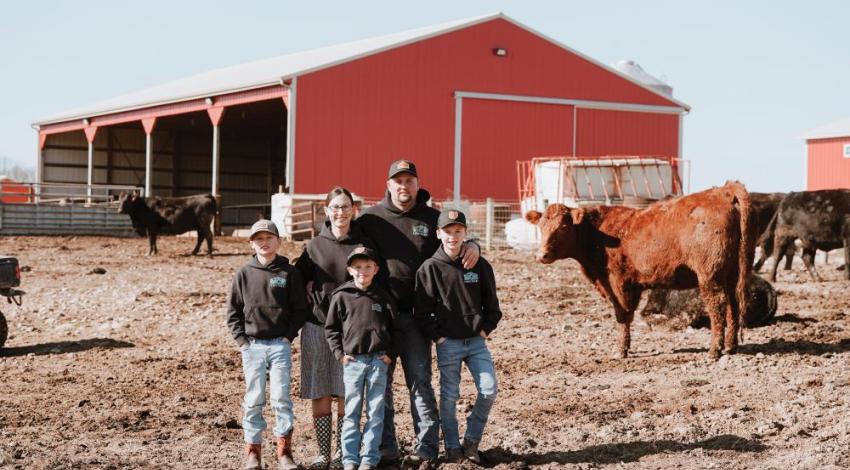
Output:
[35,12,688,126]
[800,117,850,140]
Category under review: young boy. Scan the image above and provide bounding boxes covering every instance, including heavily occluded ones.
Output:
[325,246,396,470]
[414,209,502,464]
[227,219,307,470]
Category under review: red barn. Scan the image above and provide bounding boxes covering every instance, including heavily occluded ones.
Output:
[33,13,689,226]
[802,117,850,190]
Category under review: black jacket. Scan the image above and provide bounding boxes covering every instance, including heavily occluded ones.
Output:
[414,247,502,341]
[357,189,440,311]
[295,221,374,325]
[226,255,308,346]
[325,281,397,360]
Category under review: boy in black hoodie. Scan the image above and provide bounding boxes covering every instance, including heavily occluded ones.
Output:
[325,246,396,470]
[227,219,307,470]
[414,209,501,464]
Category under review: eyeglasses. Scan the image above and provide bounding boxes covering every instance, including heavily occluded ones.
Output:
[328,204,353,213]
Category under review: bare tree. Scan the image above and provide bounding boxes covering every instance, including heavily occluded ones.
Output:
[0,156,35,182]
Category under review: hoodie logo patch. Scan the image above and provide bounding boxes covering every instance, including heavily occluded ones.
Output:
[371,303,383,312]
[463,271,479,284]
[412,224,429,237]
[269,276,288,288]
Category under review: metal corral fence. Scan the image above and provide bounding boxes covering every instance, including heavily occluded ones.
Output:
[430,199,526,251]
[268,193,529,250]
[355,197,527,251]
[0,182,141,236]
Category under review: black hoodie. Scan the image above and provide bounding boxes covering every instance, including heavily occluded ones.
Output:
[295,221,374,325]
[414,247,502,341]
[357,189,440,311]
[226,255,308,346]
[325,281,397,360]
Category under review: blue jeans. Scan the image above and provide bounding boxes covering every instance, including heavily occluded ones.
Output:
[381,312,440,459]
[342,352,389,467]
[436,336,498,450]
[240,337,294,444]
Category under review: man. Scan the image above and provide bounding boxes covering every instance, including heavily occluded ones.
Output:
[357,160,479,466]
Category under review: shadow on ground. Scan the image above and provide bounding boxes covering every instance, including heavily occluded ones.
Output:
[674,338,850,357]
[0,337,134,357]
[479,434,767,466]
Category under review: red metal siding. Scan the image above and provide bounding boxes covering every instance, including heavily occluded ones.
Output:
[295,18,681,199]
[575,109,679,158]
[807,137,850,190]
[460,99,573,200]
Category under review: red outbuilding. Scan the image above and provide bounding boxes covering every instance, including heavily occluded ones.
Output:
[33,12,689,226]
[802,118,850,190]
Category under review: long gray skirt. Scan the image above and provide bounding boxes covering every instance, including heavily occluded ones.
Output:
[299,321,345,399]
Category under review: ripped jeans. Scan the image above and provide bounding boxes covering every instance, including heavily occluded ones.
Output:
[435,335,498,449]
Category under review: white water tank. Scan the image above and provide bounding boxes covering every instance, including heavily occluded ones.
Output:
[615,60,673,98]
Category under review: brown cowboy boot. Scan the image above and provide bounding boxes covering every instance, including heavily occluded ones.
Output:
[244,443,262,470]
[277,432,298,470]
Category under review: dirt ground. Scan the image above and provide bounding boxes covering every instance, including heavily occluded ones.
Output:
[1,235,849,469]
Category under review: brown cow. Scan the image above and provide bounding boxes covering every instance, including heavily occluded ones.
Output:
[526,181,756,360]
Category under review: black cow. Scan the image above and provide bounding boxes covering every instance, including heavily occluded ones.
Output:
[768,189,850,282]
[751,192,795,272]
[118,193,217,256]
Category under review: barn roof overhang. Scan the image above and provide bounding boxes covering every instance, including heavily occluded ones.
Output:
[800,117,850,141]
[34,12,689,134]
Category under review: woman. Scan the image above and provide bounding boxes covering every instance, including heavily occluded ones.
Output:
[295,186,373,469]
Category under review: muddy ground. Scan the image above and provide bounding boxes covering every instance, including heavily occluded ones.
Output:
[1,235,849,469]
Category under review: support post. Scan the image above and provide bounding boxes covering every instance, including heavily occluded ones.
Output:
[36,131,46,203]
[453,95,463,202]
[207,106,225,236]
[84,126,98,204]
[142,118,156,197]
[485,197,494,251]
[284,78,296,193]
[211,124,220,196]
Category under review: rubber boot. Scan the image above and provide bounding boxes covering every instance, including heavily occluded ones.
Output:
[310,414,332,469]
[331,414,344,469]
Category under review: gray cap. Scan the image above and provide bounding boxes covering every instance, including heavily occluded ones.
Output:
[249,219,279,239]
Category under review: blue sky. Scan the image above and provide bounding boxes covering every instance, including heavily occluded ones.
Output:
[2,1,848,192]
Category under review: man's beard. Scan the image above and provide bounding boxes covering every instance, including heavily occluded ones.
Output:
[398,192,412,203]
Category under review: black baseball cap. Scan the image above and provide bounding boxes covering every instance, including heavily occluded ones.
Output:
[387,160,418,179]
[437,209,467,228]
[346,246,380,266]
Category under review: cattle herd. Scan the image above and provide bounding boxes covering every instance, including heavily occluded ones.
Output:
[114,185,849,362]
[527,184,850,360]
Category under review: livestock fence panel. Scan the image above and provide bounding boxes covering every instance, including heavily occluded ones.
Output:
[0,182,141,236]
[0,203,135,236]
[358,197,530,252]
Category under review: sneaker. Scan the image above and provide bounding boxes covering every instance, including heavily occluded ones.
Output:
[462,439,481,464]
[343,465,357,470]
[445,448,464,463]
[357,465,375,470]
